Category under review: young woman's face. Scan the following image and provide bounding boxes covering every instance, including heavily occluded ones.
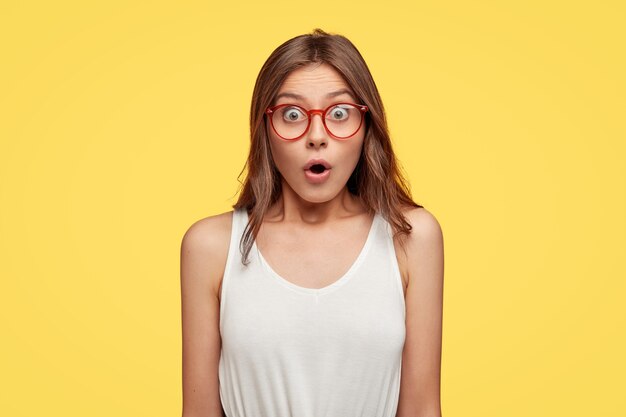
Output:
[267,63,366,204]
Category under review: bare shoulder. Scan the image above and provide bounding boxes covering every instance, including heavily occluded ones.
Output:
[393,207,444,293]
[402,206,443,244]
[180,210,235,301]
[401,206,444,285]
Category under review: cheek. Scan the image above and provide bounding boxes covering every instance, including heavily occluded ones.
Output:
[342,137,365,167]
[268,136,295,173]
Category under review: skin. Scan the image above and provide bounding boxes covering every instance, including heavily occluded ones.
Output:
[180,62,444,417]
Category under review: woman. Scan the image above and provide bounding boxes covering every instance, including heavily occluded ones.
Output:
[181,28,444,417]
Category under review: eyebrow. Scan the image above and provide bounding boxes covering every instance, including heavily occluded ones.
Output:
[274,88,356,102]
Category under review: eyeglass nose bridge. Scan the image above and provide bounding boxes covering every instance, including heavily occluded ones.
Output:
[308,109,325,117]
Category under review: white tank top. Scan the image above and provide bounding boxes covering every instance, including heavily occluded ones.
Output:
[218,207,406,417]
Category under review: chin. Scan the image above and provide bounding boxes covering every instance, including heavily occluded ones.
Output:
[299,185,344,203]
[299,194,334,204]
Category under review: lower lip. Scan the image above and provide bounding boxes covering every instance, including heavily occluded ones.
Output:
[304,168,331,184]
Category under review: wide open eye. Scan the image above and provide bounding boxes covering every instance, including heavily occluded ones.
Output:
[281,106,307,123]
[326,105,351,121]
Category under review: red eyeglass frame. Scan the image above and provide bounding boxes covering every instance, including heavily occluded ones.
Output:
[265,102,369,141]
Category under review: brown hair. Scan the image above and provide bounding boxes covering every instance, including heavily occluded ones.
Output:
[232,28,423,266]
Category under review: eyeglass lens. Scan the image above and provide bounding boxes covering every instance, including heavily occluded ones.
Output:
[271,104,363,139]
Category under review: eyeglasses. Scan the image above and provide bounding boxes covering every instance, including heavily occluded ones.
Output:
[265,102,369,141]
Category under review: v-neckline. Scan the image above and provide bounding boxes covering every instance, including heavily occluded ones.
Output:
[245,209,380,296]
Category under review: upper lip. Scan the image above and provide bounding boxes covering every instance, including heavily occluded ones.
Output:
[304,158,332,170]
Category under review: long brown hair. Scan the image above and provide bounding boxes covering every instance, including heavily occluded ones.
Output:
[232,28,423,266]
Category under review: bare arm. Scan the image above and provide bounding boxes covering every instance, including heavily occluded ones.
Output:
[396,208,445,417]
[180,216,229,417]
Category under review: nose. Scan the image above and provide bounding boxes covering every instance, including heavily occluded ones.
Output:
[306,111,328,148]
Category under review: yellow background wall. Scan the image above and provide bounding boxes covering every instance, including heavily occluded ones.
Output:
[1,1,624,416]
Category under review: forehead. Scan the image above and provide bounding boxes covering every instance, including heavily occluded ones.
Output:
[275,63,356,103]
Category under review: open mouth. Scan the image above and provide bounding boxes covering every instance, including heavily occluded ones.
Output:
[308,164,327,174]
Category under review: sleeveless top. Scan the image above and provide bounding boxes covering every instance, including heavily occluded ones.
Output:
[218,207,406,417]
